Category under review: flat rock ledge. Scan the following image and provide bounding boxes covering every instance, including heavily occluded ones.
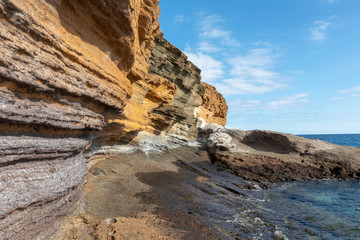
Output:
[198,121,360,184]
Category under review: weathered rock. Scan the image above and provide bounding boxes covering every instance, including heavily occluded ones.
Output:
[200,126,360,183]
[0,85,105,130]
[0,136,88,239]
[198,82,228,126]
[99,34,222,145]
[0,0,132,110]
[50,147,223,240]
[207,132,235,151]
[0,0,228,238]
[0,0,161,238]
[149,36,204,141]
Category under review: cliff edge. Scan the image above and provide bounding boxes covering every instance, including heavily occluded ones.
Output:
[0,0,227,239]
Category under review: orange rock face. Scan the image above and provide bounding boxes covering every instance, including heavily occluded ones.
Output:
[0,0,161,238]
[198,82,228,126]
[0,0,228,238]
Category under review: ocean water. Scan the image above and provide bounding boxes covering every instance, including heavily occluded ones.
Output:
[250,134,360,239]
[251,180,360,239]
[298,133,360,148]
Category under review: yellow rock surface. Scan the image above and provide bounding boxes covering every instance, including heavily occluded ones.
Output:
[0,0,229,238]
[198,82,228,126]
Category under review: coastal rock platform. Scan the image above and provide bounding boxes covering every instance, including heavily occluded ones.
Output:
[51,146,292,240]
[199,123,360,184]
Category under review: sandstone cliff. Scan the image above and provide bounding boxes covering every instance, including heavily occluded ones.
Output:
[198,82,228,126]
[0,0,227,239]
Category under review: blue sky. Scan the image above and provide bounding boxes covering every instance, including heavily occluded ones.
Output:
[159,0,360,134]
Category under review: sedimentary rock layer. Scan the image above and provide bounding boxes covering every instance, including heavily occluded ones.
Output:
[198,82,228,126]
[149,36,204,140]
[0,135,88,239]
[0,0,160,238]
[0,0,228,238]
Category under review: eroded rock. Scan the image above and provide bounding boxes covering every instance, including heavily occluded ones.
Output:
[0,0,228,238]
[0,0,161,238]
[198,82,228,126]
[201,126,360,183]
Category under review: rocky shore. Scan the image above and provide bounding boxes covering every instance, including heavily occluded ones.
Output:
[51,127,360,239]
[51,147,221,240]
[199,121,360,185]
[1,0,360,239]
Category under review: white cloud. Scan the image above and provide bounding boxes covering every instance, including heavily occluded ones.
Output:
[174,14,185,23]
[230,48,275,73]
[200,29,232,39]
[266,93,310,109]
[185,52,224,82]
[198,14,224,32]
[329,96,345,101]
[339,85,360,94]
[187,13,291,97]
[310,20,331,41]
[228,99,262,111]
[198,41,221,53]
[214,47,285,95]
[215,78,284,95]
[309,16,336,41]
[229,93,310,112]
[328,86,360,101]
[197,14,240,47]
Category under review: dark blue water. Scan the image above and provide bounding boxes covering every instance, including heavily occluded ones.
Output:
[252,180,360,239]
[251,134,360,239]
[299,133,360,148]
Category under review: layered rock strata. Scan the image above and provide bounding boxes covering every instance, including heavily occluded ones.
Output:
[198,82,228,126]
[0,136,87,239]
[148,36,204,140]
[95,35,210,148]
[0,0,157,238]
[0,0,227,239]
[199,123,360,184]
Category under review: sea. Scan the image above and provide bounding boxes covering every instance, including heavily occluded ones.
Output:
[252,134,360,240]
[298,133,360,148]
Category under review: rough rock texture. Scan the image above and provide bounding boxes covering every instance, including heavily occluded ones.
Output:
[0,0,160,238]
[198,82,228,126]
[200,125,360,184]
[96,34,228,145]
[149,36,204,140]
[97,35,209,145]
[50,147,229,240]
[0,0,228,238]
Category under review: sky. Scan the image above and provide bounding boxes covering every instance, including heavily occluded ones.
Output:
[158,0,360,134]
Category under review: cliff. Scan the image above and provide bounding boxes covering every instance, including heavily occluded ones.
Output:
[0,0,227,239]
[2,0,360,239]
[198,82,228,126]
